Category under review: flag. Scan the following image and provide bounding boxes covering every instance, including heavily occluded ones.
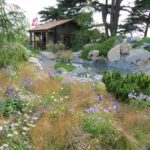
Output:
[32,17,38,26]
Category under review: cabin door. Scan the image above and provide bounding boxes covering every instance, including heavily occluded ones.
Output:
[64,35,71,48]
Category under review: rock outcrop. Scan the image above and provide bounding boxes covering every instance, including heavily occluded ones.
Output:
[125,49,150,69]
[120,42,132,55]
[107,45,121,62]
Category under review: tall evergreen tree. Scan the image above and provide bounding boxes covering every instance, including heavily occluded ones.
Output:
[39,0,130,37]
[123,0,150,37]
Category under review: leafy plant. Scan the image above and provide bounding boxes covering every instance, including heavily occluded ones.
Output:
[0,43,28,68]
[72,29,105,51]
[103,71,150,102]
[81,36,117,60]
[1,98,24,117]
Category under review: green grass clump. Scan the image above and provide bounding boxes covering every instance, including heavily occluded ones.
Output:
[81,36,118,60]
[132,37,150,49]
[54,63,75,72]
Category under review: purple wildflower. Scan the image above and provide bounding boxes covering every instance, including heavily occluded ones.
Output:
[111,103,120,112]
[85,106,99,114]
[6,87,15,98]
[23,80,33,88]
[103,108,109,113]
[98,95,103,101]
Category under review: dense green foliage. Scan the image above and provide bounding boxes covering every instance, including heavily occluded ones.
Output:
[54,63,75,72]
[0,0,28,46]
[0,43,27,68]
[1,98,24,117]
[103,71,150,102]
[0,0,28,68]
[72,29,105,51]
[81,36,117,60]
[123,0,150,37]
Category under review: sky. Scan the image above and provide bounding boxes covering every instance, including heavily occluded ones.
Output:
[6,0,57,25]
[6,0,149,36]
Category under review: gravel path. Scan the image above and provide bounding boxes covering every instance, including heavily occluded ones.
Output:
[37,51,56,73]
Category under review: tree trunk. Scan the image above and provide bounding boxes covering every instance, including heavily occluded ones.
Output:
[110,0,122,36]
[101,0,110,37]
[144,12,150,37]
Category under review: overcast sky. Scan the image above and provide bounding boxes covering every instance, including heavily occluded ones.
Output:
[6,0,149,36]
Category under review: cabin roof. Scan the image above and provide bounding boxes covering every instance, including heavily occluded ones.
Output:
[29,19,74,32]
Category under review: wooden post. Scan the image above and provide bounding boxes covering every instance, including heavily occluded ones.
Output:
[40,32,42,50]
[30,32,32,46]
[54,27,57,43]
[33,32,35,48]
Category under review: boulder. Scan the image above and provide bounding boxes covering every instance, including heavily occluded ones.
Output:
[88,50,99,61]
[120,43,132,55]
[125,49,150,69]
[83,43,93,49]
[29,57,39,64]
[107,45,120,62]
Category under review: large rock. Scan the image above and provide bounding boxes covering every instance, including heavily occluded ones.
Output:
[107,45,120,62]
[29,57,43,70]
[29,57,39,64]
[120,43,132,55]
[125,49,150,69]
[83,43,93,49]
[88,50,99,61]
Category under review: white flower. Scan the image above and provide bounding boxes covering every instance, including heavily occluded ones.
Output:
[51,96,54,99]
[28,123,35,127]
[32,116,38,121]
[13,131,18,135]
[54,99,57,102]
[2,144,9,147]
[23,127,29,131]
[0,126,3,131]
[52,91,55,95]
[7,134,13,137]
[22,132,26,135]
[60,98,63,101]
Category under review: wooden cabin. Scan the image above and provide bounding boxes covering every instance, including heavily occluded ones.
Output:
[28,19,80,50]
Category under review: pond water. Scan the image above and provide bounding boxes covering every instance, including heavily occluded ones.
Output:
[73,52,149,75]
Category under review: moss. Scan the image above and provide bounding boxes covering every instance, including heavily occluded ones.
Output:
[54,63,75,72]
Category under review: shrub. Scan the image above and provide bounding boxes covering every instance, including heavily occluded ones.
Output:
[56,50,73,63]
[103,71,150,102]
[0,98,24,117]
[46,42,65,53]
[54,63,75,72]
[72,29,105,51]
[81,36,117,60]
[0,43,27,68]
